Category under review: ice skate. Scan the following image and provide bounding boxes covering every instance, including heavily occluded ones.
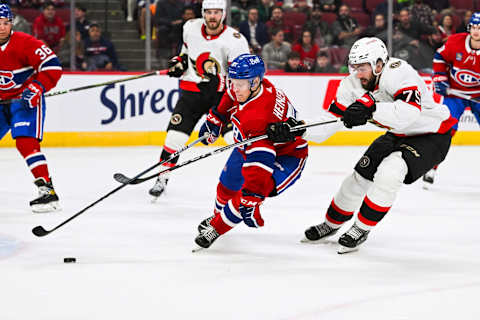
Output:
[192,225,220,252]
[149,176,168,199]
[30,177,60,213]
[301,222,339,243]
[197,215,214,233]
[337,224,370,254]
[422,168,436,189]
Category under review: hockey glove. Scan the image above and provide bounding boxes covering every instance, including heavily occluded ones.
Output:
[267,117,306,143]
[198,72,225,101]
[238,190,265,228]
[167,54,188,78]
[432,73,449,96]
[21,80,45,109]
[199,108,226,145]
[343,92,376,128]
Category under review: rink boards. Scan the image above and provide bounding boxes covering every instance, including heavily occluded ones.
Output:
[0,72,478,147]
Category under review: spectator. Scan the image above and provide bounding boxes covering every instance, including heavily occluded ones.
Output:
[284,51,307,72]
[174,6,196,52]
[437,13,455,43]
[396,8,435,42]
[409,0,433,27]
[294,0,311,16]
[10,3,31,34]
[303,4,333,48]
[84,22,121,71]
[266,6,293,42]
[423,0,451,13]
[456,10,472,33]
[362,13,387,40]
[75,4,90,40]
[231,0,252,27]
[261,28,291,70]
[312,50,337,73]
[391,27,433,72]
[292,29,318,70]
[32,1,66,52]
[332,4,362,48]
[57,30,86,70]
[318,0,341,13]
[239,7,269,54]
[154,0,184,50]
[257,0,273,23]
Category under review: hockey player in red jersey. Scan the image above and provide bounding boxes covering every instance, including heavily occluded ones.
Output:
[268,37,457,253]
[193,54,308,250]
[0,4,62,213]
[423,12,480,186]
[148,0,249,199]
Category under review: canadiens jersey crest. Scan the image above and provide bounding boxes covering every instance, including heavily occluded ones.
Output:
[0,71,15,90]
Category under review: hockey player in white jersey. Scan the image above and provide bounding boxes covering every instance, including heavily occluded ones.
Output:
[267,37,457,253]
[149,0,249,198]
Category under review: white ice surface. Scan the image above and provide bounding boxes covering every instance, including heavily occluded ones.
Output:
[1,146,479,320]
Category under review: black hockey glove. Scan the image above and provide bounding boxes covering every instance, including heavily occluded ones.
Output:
[267,117,306,143]
[198,72,225,101]
[167,54,188,78]
[342,93,376,129]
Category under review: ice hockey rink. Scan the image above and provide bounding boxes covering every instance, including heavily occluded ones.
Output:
[1,145,479,320]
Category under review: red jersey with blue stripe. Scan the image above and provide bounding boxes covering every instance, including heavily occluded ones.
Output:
[0,31,62,100]
[216,78,308,194]
[434,33,480,98]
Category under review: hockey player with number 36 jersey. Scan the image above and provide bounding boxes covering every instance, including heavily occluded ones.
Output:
[269,37,457,253]
[193,54,308,250]
[0,3,62,213]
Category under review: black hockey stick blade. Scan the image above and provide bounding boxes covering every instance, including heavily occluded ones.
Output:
[32,226,49,237]
[113,172,148,184]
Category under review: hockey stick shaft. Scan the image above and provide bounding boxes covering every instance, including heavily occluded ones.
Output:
[114,118,342,185]
[446,89,480,103]
[31,134,207,237]
[1,70,168,105]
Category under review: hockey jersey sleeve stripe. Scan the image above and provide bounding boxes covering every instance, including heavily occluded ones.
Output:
[243,162,274,174]
[38,56,61,71]
[245,147,276,156]
[327,99,347,117]
[393,86,421,110]
[433,52,447,63]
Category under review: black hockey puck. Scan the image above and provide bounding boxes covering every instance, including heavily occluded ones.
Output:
[63,257,76,263]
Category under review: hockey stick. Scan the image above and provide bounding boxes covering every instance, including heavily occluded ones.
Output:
[31,134,207,237]
[0,69,168,105]
[113,118,342,185]
[446,88,480,103]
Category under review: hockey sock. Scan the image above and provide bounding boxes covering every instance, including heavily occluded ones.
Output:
[325,199,354,229]
[16,137,50,182]
[159,145,179,168]
[356,195,391,231]
[214,182,240,215]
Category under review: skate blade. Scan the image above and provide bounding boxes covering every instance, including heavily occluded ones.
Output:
[337,245,359,254]
[31,202,61,213]
[192,245,207,253]
[300,237,337,245]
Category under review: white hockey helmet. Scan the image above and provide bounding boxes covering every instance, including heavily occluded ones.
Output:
[348,37,389,76]
[202,0,227,22]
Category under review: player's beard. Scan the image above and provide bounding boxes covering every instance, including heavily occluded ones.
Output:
[206,19,222,32]
[360,75,377,91]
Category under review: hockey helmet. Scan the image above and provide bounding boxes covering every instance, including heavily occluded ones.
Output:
[468,12,480,31]
[202,0,226,22]
[348,37,389,76]
[0,4,13,21]
[228,54,265,88]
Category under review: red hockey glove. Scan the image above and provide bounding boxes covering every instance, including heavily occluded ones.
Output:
[236,190,265,228]
[21,81,45,109]
[198,108,226,145]
[343,92,376,128]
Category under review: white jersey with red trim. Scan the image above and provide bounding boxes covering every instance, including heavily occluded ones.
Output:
[335,58,455,136]
[179,18,249,91]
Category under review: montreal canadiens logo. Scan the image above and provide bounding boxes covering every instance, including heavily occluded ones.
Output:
[452,68,480,87]
[231,117,246,143]
[0,71,15,90]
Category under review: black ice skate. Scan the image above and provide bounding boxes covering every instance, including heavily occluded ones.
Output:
[30,177,60,213]
[197,215,214,233]
[422,168,436,189]
[301,222,339,243]
[192,225,221,252]
[149,176,168,198]
[337,224,370,254]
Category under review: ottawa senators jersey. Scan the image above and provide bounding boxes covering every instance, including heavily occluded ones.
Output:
[216,78,308,193]
[434,33,480,98]
[330,58,456,136]
[179,18,249,92]
[0,31,62,100]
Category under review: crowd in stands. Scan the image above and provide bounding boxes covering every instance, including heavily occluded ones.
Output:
[8,0,477,73]
[126,0,474,74]
[9,1,122,71]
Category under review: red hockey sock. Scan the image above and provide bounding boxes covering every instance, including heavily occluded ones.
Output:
[214,182,240,215]
[16,137,50,182]
[211,214,234,235]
